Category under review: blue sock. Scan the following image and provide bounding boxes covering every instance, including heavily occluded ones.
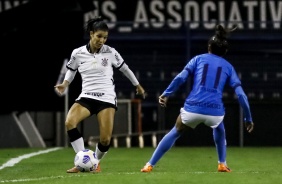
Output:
[213,122,226,163]
[148,126,181,166]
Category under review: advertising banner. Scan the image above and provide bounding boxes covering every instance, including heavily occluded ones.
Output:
[82,0,282,30]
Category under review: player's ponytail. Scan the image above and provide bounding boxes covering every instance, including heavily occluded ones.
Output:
[208,25,237,56]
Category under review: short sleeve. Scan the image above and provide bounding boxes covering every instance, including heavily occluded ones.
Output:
[66,49,79,71]
[110,48,124,68]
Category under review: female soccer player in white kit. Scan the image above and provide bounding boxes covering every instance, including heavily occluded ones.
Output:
[141,25,254,173]
[55,17,146,173]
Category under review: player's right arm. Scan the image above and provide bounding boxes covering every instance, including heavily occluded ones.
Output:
[54,49,79,96]
[161,69,190,96]
[159,65,191,107]
[54,70,77,95]
[54,80,69,96]
[160,58,195,107]
[159,68,189,107]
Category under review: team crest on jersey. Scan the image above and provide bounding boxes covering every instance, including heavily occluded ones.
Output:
[101,58,108,66]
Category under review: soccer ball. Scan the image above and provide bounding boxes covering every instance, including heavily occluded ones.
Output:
[74,149,99,172]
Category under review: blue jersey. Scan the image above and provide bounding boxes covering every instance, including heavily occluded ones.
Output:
[162,53,252,122]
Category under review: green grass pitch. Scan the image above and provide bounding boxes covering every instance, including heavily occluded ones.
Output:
[0,147,281,184]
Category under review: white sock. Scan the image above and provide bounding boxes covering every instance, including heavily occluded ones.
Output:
[95,143,107,161]
[218,161,227,165]
[70,137,85,153]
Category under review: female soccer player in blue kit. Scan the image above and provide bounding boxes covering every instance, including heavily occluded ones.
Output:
[141,25,254,173]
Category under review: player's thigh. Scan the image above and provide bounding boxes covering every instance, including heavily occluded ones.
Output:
[175,114,190,132]
[66,103,91,125]
[97,107,115,136]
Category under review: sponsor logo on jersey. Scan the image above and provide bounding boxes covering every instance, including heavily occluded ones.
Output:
[85,92,105,97]
[67,59,74,67]
[187,101,221,109]
[115,53,120,62]
[201,87,217,93]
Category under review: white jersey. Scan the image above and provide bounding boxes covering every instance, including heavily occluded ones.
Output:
[66,44,125,105]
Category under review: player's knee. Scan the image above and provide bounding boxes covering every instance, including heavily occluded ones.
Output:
[65,120,77,130]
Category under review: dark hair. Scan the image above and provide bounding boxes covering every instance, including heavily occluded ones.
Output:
[208,25,237,56]
[85,16,109,33]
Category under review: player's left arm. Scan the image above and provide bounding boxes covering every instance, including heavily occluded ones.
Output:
[234,86,254,133]
[229,66,254,132]
[112,47,146,99]
[118,63,146,99]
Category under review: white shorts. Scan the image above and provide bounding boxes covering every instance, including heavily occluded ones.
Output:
[180,108,224,129]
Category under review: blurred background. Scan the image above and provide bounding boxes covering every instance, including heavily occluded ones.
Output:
[0,0,281,148]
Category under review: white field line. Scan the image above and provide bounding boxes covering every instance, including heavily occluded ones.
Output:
[0,147,63,170]
[0,147,264,183]
[0,171,264,183]
[0,175,88,183]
